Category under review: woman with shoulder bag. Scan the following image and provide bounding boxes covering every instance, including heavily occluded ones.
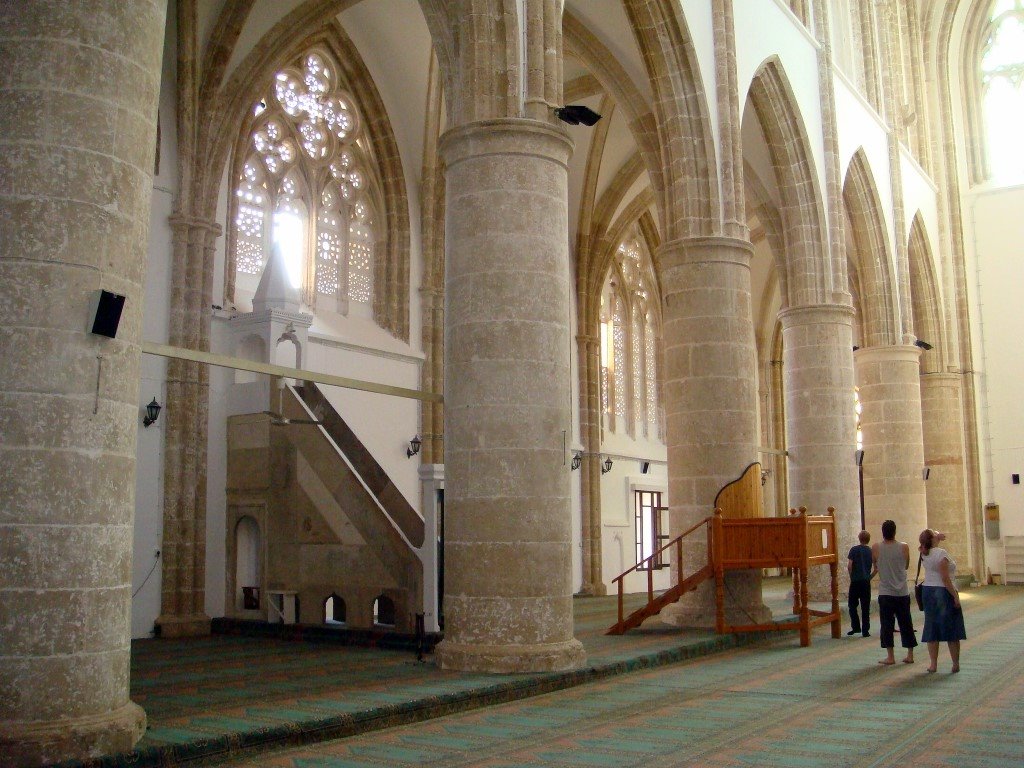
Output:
[918,529,967,673]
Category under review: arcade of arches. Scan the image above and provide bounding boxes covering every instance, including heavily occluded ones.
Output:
[3,0,1024,764]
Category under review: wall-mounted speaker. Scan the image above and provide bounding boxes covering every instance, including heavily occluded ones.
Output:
[641,461,650,474]
[91,290,126,338]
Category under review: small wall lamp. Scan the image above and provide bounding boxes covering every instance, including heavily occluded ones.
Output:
[601,457,613,474]
[143,397,162,428]
[571,451,583,471]
[406,435,422,458]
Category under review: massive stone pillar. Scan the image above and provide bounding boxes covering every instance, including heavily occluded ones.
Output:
[0,0,165,762]
[855,345,927,541]
[435,119,585,673]
[920,372,971,571]
[780,304,860,594]
[659,236,770,628]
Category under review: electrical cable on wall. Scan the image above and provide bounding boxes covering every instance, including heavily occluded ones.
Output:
[132,551,161,599]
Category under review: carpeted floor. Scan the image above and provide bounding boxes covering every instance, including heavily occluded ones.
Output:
[188,587,1024,768]
[56,583,1024,767]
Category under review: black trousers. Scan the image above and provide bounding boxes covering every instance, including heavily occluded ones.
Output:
[878,594,918,649]
[848,579,871,634]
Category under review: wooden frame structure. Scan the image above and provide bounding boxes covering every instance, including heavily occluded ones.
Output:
[607,464,841,646]
[712,506,841,646]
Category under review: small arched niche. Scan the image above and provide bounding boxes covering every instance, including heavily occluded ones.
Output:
[324,593,346,625]
[234,516,261,611]
[372,594,395,627]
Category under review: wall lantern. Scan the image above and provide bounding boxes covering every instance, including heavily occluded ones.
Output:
[143,397,162,428]
[601,457,614,474]
[571,451,583,471]
[407,435,422,458]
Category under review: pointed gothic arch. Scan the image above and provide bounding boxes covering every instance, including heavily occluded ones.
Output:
[745,58,830,308]
[206,22,412,338]
[622,0,718,239]
[907,213,945,373]
[843,150,897,346]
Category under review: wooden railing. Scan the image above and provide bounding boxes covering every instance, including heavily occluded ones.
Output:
[608,516,714,634]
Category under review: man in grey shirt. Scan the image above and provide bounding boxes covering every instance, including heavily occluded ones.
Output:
[871,519,918,665]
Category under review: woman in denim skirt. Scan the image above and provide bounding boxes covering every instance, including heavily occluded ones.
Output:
[918,528,967,674]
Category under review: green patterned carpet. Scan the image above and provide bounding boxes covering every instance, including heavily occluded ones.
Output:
[215,586,1024,768]
[56,584,1024,767]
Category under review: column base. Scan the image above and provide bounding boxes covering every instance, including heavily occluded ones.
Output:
[576,582,608,597]
[0,701,146,767]
[435,638,586,674]
[156,613,212,638]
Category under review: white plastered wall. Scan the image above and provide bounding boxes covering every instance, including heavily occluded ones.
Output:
[962,183,1024,578]
[131,9,178,638]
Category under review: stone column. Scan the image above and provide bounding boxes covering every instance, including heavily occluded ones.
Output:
[920,372,971,572]
[156,217,216,638]
[658,237,770,628]
[435,119,585,673]
[779,304,860,596]
[855,345,927,541]
[577,332,606,595]
[0,1,165,762]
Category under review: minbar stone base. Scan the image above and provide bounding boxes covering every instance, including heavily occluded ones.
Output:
[0,701,145,768]
[660,578,772,629]
[435,638,586,674]
[156,613,212,638]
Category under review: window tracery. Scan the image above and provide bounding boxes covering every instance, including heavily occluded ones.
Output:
[979,0,1024,180]
[229,50,376,314]
[599,234,663,440]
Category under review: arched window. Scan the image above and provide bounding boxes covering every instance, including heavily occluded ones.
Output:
[631,305,645,433]
[346,199,374,311]
[644,311,660,440]
[612,293,627,422]
[228,50,379,314]
[980,1,1024,181]
[598,232,662,440]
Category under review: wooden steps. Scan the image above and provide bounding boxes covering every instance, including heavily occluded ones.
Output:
[606,564,713,635]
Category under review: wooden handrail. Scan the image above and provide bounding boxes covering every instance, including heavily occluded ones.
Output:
[610,516,711,586]
[612,515,713,630]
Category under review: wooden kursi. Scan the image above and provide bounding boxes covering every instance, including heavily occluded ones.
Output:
[608,463,842,646]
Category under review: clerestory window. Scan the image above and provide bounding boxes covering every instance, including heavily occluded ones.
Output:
[980,1,1024,181]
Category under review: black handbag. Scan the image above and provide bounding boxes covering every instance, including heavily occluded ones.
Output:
[914,555,924,610]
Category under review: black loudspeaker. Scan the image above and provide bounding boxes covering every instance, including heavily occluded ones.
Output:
[91,290,126,338]
[641,461,650,474]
